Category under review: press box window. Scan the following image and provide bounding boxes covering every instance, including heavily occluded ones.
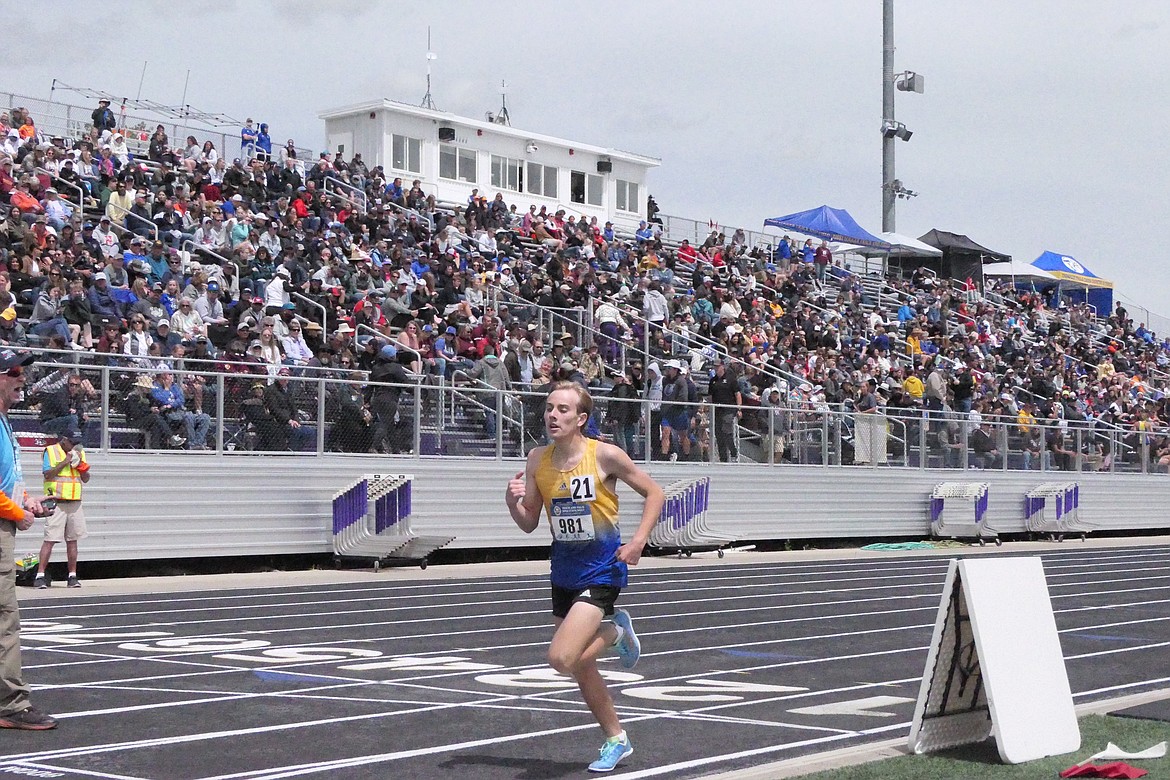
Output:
[526,162,557,198]
[391,134,421,174]
[491,155,523,192]
[616,179,639,213]
[439,145,477,183]
[570,171,604,207]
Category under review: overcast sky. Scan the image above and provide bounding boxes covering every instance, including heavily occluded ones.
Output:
[11,1,1169,326]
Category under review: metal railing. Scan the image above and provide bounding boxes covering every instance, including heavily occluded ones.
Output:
[0,90,233,163]
[14,354,1170,474]
[291,291,328,333]
[658,213,776,252]
[323,175,368,214]
[182,239,232,266]
[354,323,423,365]
[121,210,159,242]
[34,167,85,217]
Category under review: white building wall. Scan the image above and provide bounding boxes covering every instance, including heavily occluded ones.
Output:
[321,102,658,231]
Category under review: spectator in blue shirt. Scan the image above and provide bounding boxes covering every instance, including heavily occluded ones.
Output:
[256,123,272,162]
[410,255,431,279]
[87,276,122,322]
[385,177,405,206]
[240,119,258,158]
[150,372,210,449]
[778,236,793,263]
[800,239,815,264]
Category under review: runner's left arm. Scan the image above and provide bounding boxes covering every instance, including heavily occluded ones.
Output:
[599,442,665,566]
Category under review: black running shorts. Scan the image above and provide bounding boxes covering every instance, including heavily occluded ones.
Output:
[551,584,621,619]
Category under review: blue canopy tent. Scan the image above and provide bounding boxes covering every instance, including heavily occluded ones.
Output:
[764,205,890,249]
[1031,251,1114,314]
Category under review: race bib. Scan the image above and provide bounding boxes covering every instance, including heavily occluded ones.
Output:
[550,497,595,542]
[568,474,596,502]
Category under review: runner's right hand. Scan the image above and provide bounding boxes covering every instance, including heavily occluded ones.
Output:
[506,471,526,504]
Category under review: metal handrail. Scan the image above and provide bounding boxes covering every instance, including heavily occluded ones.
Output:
[182,239,232,267]
[34,167,85,217]
[20,353,1169,470]
[602,291,796,392]
[24,345,343,377]
[354,322,423,364]
[384,200,434,232]
[291,291,328,333]
[121,209,159,242]
[323,175,367,213]
[448,370,525,444]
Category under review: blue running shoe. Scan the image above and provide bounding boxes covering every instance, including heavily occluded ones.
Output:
[588,734,633,772]
[611,608,640,669]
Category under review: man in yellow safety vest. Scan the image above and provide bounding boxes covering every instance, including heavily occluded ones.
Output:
[35,428,90,589]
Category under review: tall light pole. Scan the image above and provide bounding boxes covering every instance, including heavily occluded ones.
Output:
[882,0,896,232]
[881,0,923,233]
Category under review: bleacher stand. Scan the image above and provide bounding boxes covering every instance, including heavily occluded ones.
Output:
[0,97,1167,468]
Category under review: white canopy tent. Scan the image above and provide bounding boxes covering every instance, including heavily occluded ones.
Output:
[830,232,943,277]
[836,232,943,259]
[983,261,1058,283]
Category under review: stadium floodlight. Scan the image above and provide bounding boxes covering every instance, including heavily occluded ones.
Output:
[882,120,912,142]
[896,71,924,93]
[889,179,918,199]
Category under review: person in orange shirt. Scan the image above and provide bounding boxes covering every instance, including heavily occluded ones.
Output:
[17,118,37,143]
[0,349,57,730]
[7,179,41,218]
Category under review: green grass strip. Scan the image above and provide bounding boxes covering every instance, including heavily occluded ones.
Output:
[794,715,1170,779]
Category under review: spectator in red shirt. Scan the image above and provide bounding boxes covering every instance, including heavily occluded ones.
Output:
[814,240,832,283]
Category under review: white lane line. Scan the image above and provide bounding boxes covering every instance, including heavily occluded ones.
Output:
[27,554,1170,626]
[20,577,1170,708]
[1075,674,1170,698]
[17,545,1170,615]
[20,587,943,656]
[659,711,852,732]
[193,719,904,780]
[21,575,948,634]
[24,562,1170,643]
[53,681,378,718]
[24,585,1170,691]
[0,694,523,764]
[28,609,935,692]
[11,761,152,780]
[606,723,911,780]
[18,561,936,617]
[1067,639,1170,661]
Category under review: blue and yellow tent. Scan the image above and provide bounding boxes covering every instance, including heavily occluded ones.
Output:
[1031,251,1113,313]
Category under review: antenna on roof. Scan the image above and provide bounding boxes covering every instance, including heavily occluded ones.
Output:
[420,27,438,111]
[496,80,511,126]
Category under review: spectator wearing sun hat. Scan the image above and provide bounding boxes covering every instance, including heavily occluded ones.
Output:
[0,308,27,347]
[40,188,72,231]
[120,374,186,449]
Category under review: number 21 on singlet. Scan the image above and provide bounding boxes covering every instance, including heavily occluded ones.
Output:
[550,474,597,542]
[570,475,595,502]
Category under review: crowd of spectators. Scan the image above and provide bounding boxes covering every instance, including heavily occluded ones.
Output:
[0,101,1168,471]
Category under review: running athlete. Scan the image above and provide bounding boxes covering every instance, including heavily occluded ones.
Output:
[506,381,665,773]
